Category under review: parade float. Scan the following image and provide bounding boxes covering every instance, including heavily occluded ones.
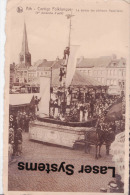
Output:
[29,63,98,148]
[29,14,100,148]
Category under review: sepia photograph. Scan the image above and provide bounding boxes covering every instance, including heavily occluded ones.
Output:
[3,0,129,194]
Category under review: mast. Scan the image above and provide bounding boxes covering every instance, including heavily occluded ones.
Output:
[67,11,74,47]
[49,13,75,117]
[62,13,74,107]
[65,13,74,77]
[68,14,72,48]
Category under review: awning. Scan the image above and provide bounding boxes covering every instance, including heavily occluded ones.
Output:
[9,93,40,106]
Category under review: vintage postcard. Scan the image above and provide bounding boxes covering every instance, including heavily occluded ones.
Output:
[3,0,129,194]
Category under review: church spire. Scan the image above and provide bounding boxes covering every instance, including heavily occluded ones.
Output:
[19,22,31,67]
[21,22,29,54]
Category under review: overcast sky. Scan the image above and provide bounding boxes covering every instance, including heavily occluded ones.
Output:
[7,0,129,64]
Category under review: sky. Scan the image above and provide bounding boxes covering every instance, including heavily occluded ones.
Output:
[7,0,129,64]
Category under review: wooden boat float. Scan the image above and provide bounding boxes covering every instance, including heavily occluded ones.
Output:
[29,117,97,148]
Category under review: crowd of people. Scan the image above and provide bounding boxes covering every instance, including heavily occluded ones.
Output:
[8,92,124,163]
[49,93,120,122]
[8,110,35,163]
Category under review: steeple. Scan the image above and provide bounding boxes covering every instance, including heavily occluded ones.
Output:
[19,22,31,67]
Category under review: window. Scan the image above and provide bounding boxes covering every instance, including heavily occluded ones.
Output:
[107,80,110,85]
[102,78,104,83]
[119,70,121,76]
[98,78,101,82]
[113,70,115,76]
[111,80,113,85]
[123,71,125,77]
[113,80,116,85]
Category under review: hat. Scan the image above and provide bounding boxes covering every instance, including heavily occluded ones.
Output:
[18,128,22,132]
[108,181,118,189]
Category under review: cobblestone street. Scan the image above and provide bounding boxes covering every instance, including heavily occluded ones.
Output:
[8,132,115,192]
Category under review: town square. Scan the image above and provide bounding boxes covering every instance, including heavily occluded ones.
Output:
[7,1,128,193]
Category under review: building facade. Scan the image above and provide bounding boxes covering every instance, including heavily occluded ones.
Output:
[76,56,126,95]
[36,59,54,78]
[15,65,28,83]
[10,62,16,85]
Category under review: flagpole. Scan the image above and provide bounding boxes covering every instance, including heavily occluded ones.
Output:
[49,61,56,117]
[65,14,72,107]
[68,15,72,48]
[61,13,74,115]
[65,13,74,78]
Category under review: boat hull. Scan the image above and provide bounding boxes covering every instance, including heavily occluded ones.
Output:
[29,119,96,148]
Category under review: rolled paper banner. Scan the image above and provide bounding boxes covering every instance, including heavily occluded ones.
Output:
[110,132,125,182]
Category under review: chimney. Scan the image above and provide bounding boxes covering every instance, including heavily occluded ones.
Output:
[43,59,47,62]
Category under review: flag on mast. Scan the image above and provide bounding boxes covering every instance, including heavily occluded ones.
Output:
[65,45,80,87]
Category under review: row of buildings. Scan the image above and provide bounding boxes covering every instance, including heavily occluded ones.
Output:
[77,56,126,95]
[10,23,126,95]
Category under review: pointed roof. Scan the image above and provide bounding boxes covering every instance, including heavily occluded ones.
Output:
[37,59,63,70]
[21,22,30,54]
